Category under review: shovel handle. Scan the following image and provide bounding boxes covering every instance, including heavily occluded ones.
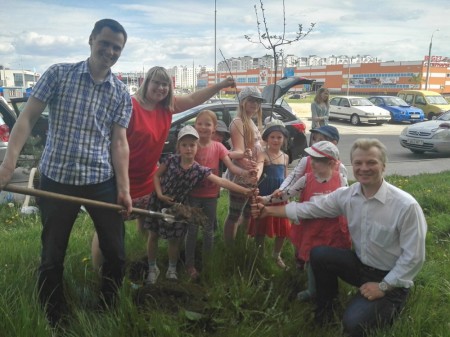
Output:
[3,184,174,220]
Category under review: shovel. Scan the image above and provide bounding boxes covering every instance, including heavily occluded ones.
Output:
[3,184,175,222]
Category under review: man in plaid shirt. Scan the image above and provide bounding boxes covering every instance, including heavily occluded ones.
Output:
[0,18,132,326]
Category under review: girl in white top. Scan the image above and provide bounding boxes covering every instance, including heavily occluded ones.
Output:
[224,86,265,244]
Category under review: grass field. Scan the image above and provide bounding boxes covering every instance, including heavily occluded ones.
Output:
[1,171,450,336]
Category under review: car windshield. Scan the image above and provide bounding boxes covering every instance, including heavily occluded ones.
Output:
[385,97,408,106]
[350,98,372,106]
[437,111,450,121]
[426,96,448,105]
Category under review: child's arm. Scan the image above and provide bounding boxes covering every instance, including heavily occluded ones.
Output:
[273,156,307,197]
[259,175,306,205]
[255,150,265,182]
[228,148,252,160]
[221,154,257,184]
[153,163,174,204]
[207,174,253,197]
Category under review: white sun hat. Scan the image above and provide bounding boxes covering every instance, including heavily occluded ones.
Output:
[304,140,339,160]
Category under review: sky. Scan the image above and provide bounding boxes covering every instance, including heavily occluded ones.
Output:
[1,0,449,75]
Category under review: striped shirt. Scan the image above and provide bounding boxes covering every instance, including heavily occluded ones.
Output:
[32,59,132,185]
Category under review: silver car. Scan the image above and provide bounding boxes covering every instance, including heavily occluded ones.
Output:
[399,111,450,154]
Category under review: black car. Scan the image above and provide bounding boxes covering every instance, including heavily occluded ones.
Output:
[162,77,314,162]
[10,97,49,145]
[162,102,307,163]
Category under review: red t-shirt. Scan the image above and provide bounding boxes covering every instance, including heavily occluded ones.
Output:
[127,97,173,198]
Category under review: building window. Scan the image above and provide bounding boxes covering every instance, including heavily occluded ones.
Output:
[13,73,24,87]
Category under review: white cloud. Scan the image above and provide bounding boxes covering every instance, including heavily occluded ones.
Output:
[0,0,449,74]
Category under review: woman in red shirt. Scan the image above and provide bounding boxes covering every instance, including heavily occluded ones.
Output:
[92,66,235,270]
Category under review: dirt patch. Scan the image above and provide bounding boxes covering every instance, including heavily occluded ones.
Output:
[129,259,218,332]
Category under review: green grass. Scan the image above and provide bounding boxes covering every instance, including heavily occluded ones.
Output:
[1,172,450,336]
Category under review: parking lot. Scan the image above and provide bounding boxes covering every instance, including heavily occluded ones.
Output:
[290,103,450,180]
[290,103,407,135]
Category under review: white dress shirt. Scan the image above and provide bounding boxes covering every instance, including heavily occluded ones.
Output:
[285,180,427,288]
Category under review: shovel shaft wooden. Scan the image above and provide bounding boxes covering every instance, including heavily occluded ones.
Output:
[3,184,174,220]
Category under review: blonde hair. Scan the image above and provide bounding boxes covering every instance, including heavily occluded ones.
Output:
[196,110,217,126]
[350,138,387,165]
[237,98,263,149]
[314,87,330,106]
[134,66,174,112]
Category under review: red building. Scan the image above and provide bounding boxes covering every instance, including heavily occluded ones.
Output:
[209,57,450,96]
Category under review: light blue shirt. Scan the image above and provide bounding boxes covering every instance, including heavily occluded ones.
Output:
[285,180,427,288]
[32,59,132,185]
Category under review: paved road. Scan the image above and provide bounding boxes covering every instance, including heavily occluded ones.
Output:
[290,104,450,180]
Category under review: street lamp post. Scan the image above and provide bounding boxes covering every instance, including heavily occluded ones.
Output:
[425,28,439,90]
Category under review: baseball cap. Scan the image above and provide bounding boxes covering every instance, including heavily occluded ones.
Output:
[216,120,230,135]
[310,125,340,142]
[304,140,339,160]
[177,125,199,141]
[262,119,289,141]
[238,86,264,102]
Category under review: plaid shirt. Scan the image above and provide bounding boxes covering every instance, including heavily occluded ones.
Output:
[32,59,132,185]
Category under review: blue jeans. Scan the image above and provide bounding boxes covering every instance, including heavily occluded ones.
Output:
[38,175,125,317]
[310,246,409,337]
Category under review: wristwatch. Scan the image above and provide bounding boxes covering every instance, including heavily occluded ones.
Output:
[378,280,391,292]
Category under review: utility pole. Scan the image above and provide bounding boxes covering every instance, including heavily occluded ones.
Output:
[425,29,439,90]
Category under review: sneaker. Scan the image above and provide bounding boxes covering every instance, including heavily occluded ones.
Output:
[146,266,160,285]
[165,269,178,281]
[275,256,287,270]
[186,266,200,280]
[296,290,314,302]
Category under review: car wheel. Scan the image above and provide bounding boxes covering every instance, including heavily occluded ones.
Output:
[427,112,436,120]
[410,149,425,154]
[350,114,360,125]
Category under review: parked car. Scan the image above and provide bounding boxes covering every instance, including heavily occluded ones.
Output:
[368,96,424,123]
[397,90,450,120]
[0,115,10,162]
[162,77,314,162]
[10,97,49,145]
[162,101,307,163]
[329,96,391,125]
[288,93,307,99]
[399,110,450,154]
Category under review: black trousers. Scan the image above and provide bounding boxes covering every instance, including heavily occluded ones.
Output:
[37,175,125,322]
[310,246,409,337]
